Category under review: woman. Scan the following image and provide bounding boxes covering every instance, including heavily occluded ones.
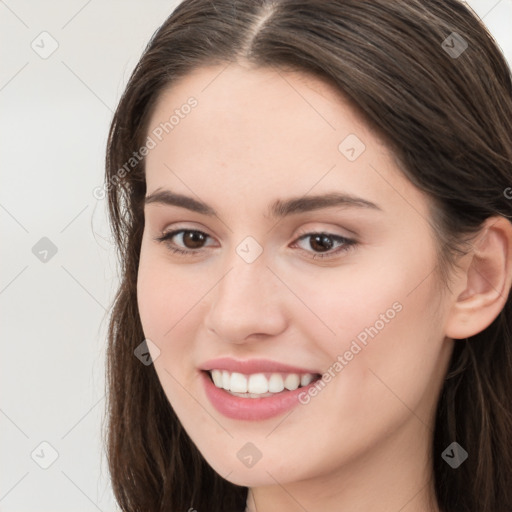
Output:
[103,1,512,511]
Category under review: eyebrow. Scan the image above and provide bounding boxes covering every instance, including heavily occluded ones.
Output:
[144,188,382,218]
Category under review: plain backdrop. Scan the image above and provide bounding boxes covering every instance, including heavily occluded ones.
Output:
[1,1,511,510]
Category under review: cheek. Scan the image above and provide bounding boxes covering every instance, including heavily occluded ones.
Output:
[136,249,205,406]
[137,246,202,339]
[137,259,167,339]
[290,242,446,413]
[282,253,430,353]
[319,266,446,441]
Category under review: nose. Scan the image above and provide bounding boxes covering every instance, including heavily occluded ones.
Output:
[203,252,288,344]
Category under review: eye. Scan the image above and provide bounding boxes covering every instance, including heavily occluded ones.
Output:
[154,229,214,256]
[292,231,357,260]
[154,228,357,260]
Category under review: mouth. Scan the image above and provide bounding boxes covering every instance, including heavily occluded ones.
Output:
[203,369,322,398]
[198,357,324,420]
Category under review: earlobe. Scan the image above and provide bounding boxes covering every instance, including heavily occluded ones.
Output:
[445,216,512,340]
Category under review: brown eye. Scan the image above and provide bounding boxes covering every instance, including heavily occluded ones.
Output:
[180,230,207,249]
[308,234,335,252]
[155,229,213,255]
[293,232,357,260]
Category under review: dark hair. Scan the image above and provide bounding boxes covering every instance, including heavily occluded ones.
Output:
[103,1,512,511]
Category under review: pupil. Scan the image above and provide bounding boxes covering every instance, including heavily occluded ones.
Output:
[184,231,205,249]
[310,234,333,252]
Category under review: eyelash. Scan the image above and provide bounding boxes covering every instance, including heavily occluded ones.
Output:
[154,229,357,260]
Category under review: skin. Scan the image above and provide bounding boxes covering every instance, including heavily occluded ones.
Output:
[136,62,512,512]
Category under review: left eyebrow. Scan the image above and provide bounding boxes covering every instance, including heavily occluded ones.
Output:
[144,189,382,218]
[268,192,382,218]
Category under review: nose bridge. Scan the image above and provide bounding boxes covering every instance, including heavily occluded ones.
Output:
[216,248,273,314]
[204,243,287,341]
[218,235,272,300]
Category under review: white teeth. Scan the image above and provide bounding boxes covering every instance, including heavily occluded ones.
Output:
[222,370,230,389]
[211,369,223,387]
[284,373,300,391]
[300,374,314,386]
[268,373,285,393]
[208,370,317,396]
[230,372,248,393]
[248,373,268,394]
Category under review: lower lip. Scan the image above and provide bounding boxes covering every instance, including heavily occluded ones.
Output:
[200,371,319,421]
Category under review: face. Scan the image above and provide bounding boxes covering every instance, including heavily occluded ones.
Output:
[137,63,455,487]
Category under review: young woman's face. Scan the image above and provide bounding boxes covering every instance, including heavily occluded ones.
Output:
[137,63,455,488]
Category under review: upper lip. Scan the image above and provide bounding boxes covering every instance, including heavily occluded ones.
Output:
[198,357,321,375]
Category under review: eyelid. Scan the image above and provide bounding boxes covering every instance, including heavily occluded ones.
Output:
[293,224,357,239]
[160,221,214,236]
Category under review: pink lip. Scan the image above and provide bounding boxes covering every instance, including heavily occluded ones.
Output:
[199,362,322,421]
[198,357,320,375]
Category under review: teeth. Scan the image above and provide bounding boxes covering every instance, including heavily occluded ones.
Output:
[230,372,248,393]
[268,373,285,393]
[248,374,268,394]
[283,373,300,391]
[222,370,230,389]
[208,370,317,396]
[300,374,314,386]
[211,369,223,387]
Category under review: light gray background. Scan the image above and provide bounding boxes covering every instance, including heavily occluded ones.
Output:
[1,1,511,510]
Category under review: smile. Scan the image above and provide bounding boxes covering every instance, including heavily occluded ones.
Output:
[199,360,323,420]
[208,369,319,398]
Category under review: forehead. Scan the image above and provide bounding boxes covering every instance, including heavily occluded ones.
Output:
[143,63,427,222]
[146,63,372,145]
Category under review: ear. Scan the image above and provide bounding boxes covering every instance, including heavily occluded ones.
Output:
[444,216,512,340]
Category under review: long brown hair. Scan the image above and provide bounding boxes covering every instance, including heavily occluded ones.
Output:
[103,1,512,510]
